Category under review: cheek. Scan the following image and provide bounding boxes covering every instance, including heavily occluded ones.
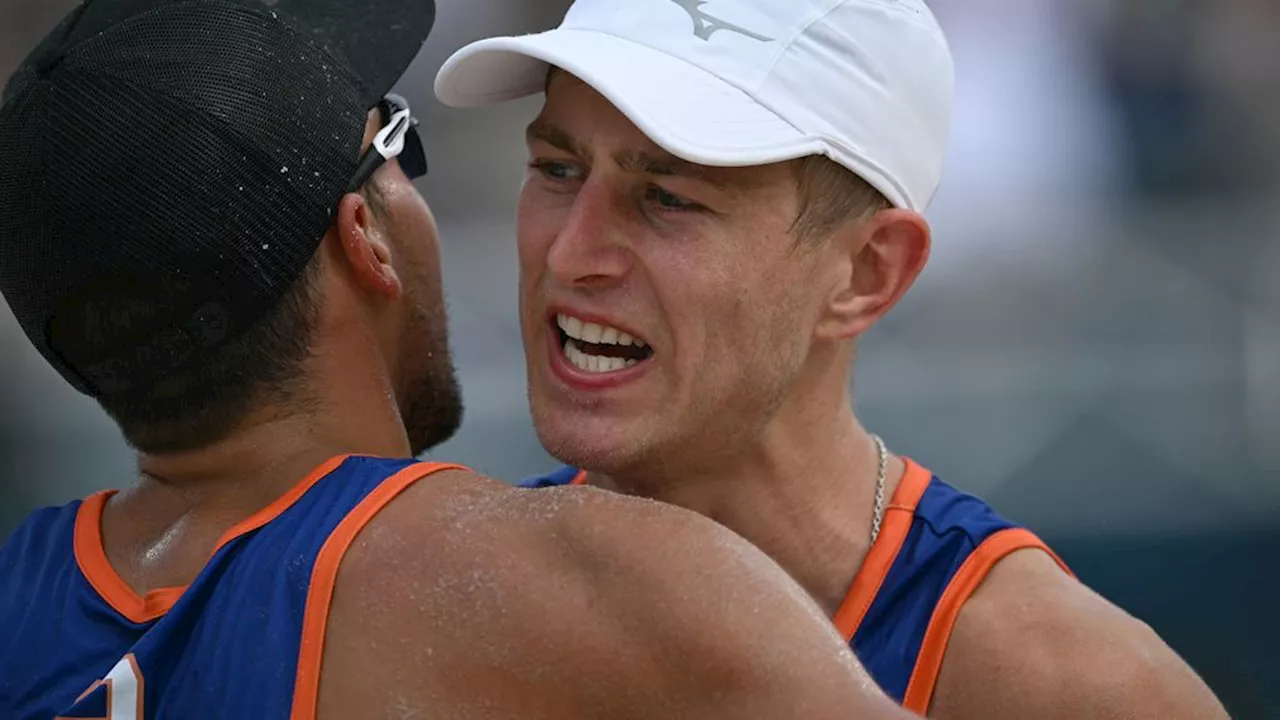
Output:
[709,259,803,370]
[646,235,753,348]
[515,191,565,285]
[515,199,555,335]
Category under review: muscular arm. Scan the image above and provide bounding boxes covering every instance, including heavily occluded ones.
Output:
[316,472,908,719]
[930,549,1230,720]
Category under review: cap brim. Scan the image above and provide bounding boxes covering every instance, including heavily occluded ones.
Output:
[435,28,822,169]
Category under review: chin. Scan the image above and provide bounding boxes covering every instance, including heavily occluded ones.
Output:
[531,403,656,475]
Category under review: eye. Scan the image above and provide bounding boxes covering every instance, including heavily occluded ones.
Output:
[646,185,704,212]
[528,159,583,182]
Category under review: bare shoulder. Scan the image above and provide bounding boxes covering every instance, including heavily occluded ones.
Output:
[930,548,1229,720]
[315,471,906,720]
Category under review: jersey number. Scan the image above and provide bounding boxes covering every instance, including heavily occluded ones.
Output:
[62,654,144,720]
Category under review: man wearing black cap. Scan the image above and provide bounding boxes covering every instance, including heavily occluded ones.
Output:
[0,1,917,718]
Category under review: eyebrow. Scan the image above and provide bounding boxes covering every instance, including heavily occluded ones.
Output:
[615,149,729,189]
[525,119,730,189]
[525,119,587,158]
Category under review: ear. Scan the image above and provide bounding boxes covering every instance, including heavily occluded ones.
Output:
[331,191,403,300]
[814,209,930,341]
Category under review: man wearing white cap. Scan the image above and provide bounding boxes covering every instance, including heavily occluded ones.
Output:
[436,0,1228,716]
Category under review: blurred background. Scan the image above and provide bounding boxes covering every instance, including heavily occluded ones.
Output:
[2,0,1277,716]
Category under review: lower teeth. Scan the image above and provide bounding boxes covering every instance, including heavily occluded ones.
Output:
[564,341,640,373]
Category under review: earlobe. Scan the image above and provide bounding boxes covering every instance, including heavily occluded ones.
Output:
[334,191,403,300]
[816,210,930,340]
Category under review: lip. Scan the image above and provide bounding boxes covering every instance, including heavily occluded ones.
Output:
[545,307,653,391]
[546,306,649,346]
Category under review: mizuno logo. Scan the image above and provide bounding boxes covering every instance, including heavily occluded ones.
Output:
[667,0,773,42]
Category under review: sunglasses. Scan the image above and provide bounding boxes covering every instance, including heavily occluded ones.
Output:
[344,93,427,194]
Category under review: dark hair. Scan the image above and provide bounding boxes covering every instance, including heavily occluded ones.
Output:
[790,155,892,243]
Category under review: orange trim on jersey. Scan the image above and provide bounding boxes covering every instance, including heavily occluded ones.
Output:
[73,455,353,624]
[74,491,186,624]
[126,652,145,718]
[832,459,934,641]
[289,461,466,720]
[570,469,588,486]
[900,527,1073,714]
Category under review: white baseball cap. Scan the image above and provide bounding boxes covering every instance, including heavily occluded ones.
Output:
[434,0,954,212]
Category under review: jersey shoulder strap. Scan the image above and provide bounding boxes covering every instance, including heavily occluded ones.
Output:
[837,461,1071,712]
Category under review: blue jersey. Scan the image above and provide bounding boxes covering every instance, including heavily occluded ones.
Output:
[522,458,1071,715]
[0,454,461,720]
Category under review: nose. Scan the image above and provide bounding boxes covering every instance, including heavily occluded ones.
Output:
[547,179,633,291]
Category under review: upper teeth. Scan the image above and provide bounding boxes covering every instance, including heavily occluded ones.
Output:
[557,314,646,347]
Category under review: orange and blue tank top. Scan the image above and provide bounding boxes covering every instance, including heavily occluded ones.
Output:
[0,455,462,720]
[522,458,1072,714]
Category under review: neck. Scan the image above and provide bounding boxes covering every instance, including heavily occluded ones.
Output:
[135,405,408,517]
[596,347,903,616]
[136,367,412,510]
[134,301,417,503]
[106,338,413,593]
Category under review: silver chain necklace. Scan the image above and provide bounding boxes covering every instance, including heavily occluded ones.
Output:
[869,434,888,545]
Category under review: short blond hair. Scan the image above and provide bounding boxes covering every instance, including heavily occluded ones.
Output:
[789,155,891,243]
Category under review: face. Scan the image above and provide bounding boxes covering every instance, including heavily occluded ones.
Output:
[516,73,837,477]
[359,110,463,456]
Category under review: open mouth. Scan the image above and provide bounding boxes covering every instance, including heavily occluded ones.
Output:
[553,313,654,374]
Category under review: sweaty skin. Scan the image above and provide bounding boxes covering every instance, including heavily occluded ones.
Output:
[315,472,912,719]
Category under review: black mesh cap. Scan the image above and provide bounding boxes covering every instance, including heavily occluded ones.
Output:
[0,0,435,397]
